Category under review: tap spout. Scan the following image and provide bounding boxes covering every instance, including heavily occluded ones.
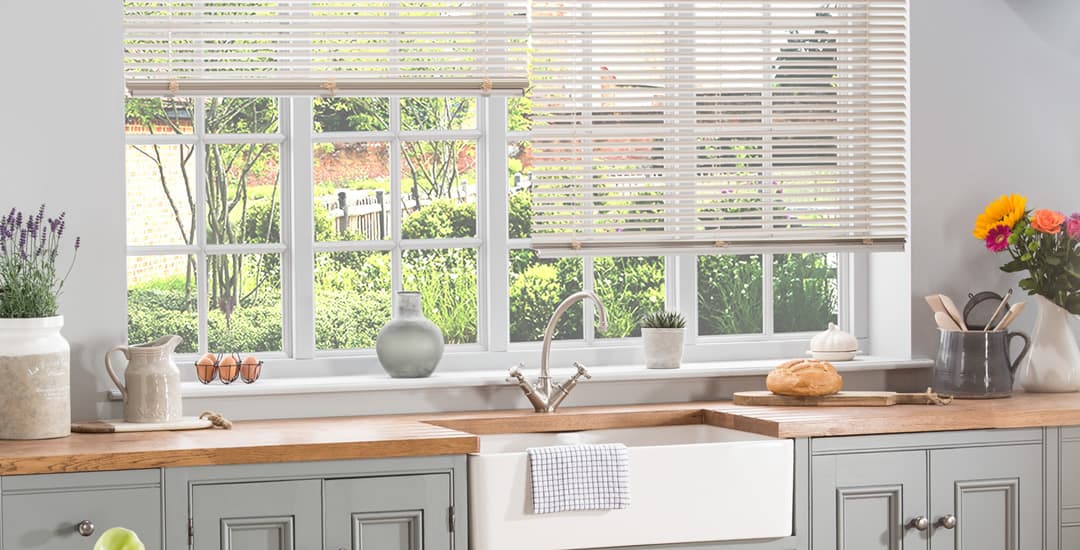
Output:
[540,291,608,383]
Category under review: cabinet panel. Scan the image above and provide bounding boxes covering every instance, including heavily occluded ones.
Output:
[811,450,927,550]
[324,474,452,550]
[2,487,161,550]
[191,479,321,550]
[929,445,1042,550]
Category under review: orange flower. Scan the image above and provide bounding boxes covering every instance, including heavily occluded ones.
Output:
[1030,209,1066,234]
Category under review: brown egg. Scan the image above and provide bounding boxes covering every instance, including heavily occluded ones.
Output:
[195,353,218,384]
[196,353,216,367]
[218,355,240,384]
[240,356,262,384]
[241,356,259,367]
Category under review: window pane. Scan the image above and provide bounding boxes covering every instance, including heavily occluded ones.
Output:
[773,253,838,333]
[127,255,198,354]
[401,140,477,238]
[205,143,281,244]
[204,98,279,134]
[402,248,478,344]
[401,97,476,131]
[594,256,665,338]
[315,251,391,350]
[207,253,283,353]
[126,144,195,246]
[510,250,582,342]
[125,97,194,135]
[313,141,391,241]
[508,140,534,240]
[508,96,533,133]
[314,97,390,132]
[698,255,763,336]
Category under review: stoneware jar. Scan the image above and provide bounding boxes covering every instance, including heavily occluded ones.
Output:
[0,316,71,439]
[642,327,685,369]
[105,334,183,423]
[376,292,445,378]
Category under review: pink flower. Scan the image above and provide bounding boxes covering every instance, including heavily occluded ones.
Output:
[984,224,1011,252]
[1068,213,1080,240]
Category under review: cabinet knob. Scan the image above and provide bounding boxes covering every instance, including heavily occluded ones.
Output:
[906,516,930,531]
[937,514,957,530]
[76,520,96,537]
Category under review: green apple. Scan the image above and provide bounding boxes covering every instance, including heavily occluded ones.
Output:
[93,527,145,550]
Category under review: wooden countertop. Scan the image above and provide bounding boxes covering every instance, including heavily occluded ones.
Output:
[3,393,1080,476]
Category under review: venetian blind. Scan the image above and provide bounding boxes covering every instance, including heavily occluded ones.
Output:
[123,1,529,97]
[529,1,909,256]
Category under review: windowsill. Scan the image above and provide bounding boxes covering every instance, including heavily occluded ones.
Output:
[120,355,931,401]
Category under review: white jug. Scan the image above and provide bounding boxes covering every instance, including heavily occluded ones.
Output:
[105,335,183,423]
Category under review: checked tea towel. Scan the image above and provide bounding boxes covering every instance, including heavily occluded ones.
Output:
[526,443,630,514]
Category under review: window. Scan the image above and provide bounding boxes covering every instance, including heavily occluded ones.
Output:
[123,0,906,369]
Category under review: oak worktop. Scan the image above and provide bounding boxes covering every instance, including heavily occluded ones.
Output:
[3,392,1080,475]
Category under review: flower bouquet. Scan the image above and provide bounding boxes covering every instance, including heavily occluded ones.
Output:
[973,194,1080,392]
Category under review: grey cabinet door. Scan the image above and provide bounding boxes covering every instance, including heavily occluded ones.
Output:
[2,486,162,550]
[191,479,322,550]
[811,450,929,550]
[324,474,452,550]
[928,445,1042,550]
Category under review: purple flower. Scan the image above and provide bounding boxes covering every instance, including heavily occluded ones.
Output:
[1068,213,1080,240]
[74,236,81,250]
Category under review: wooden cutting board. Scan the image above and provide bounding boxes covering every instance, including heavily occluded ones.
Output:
[733,390,951,407]
[71,417,213,434]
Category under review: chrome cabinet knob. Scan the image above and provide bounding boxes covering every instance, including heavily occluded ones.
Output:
[76,520,95,537]
[937,514,957,529]
[907,516,930,531]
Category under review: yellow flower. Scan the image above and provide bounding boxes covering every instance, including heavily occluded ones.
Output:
[973,194,1027,240]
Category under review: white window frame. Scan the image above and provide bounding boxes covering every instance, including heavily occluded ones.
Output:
[126,96,868,380]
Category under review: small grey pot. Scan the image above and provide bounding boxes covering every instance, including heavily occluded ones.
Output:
[642,327,685,369]
[376,292,446,378]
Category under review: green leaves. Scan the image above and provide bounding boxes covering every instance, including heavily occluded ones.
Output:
[1000,259,1027,273]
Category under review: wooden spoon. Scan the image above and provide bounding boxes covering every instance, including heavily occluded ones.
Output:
[992,302,1026,331]
[935,311,963,331]
[939,295,968,331]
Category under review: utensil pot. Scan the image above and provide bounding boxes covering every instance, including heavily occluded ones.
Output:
[933,329,1030,399]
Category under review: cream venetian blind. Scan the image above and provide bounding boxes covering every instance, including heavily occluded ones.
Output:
[529,0,909,256]
[123,1,529,97]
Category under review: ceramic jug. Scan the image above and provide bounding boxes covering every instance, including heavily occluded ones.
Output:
[933,329,1030,399]
[105,335,183,423]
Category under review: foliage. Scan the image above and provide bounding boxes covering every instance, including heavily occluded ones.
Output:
[402,199,476,239]
[0,205,80,318]
[594,257,665,338]
[773,254,838,332]
[403,249,477,343]
[641,310,686,329]
[509,258,582,341]
[509,190,532,240]
[698,255,763,335]
[999,216,1080,314]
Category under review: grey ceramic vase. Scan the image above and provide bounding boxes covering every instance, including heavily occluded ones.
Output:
[376,292,445,378]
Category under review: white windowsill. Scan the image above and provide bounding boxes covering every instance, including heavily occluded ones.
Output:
[133,355,930,400]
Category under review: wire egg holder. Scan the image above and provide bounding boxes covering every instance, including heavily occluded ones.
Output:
[195,352,263,385]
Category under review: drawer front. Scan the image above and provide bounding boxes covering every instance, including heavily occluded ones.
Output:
[2,486,162,550]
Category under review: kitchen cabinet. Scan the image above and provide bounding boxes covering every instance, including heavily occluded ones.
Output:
[811,428,1043,550]
[168,455,465,550]
[0,469,163,550]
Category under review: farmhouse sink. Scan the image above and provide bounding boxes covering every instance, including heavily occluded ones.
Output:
[468,425,793,550]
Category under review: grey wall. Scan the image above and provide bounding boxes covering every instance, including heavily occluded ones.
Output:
[0,1,1077,420]
[0,2,125,421]
[910,0,1080,359]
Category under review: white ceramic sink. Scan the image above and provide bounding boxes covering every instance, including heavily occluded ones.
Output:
[468,424,793,550]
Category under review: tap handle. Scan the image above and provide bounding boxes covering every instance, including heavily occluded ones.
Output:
[572,362,591,380]
[507,363,527,383]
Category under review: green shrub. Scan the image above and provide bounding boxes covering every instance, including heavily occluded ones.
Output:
[403,249,477,344]
[508,191,532,239]
[402,199,476,239]
[697,255,763,335]
[594,256,665,338]
[773,253,837,333]
[315,289,390,350]
[509,262,582,341]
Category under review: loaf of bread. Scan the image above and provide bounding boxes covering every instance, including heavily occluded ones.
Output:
[766,359,842,397]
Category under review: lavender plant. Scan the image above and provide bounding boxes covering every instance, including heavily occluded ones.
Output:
[0,205,80,318]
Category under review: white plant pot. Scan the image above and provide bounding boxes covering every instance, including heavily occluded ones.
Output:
[1017,295,1080,393]
[642,328,685,369]
[0,316,71,439]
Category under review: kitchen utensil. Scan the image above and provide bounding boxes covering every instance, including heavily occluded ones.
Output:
[935,312,962,331]
[993,302,1026,331]
[104,335,183,424]
[963,289,1011,331]
[924,294,949,316]
[939,294,968,330]
[933,328,1030,398]
[733,389,952,407]
[71,417,212,433]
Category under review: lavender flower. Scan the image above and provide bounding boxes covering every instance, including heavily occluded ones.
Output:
[0,204,81,318]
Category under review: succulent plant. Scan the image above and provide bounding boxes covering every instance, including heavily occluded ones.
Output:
[640,310,686,329]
